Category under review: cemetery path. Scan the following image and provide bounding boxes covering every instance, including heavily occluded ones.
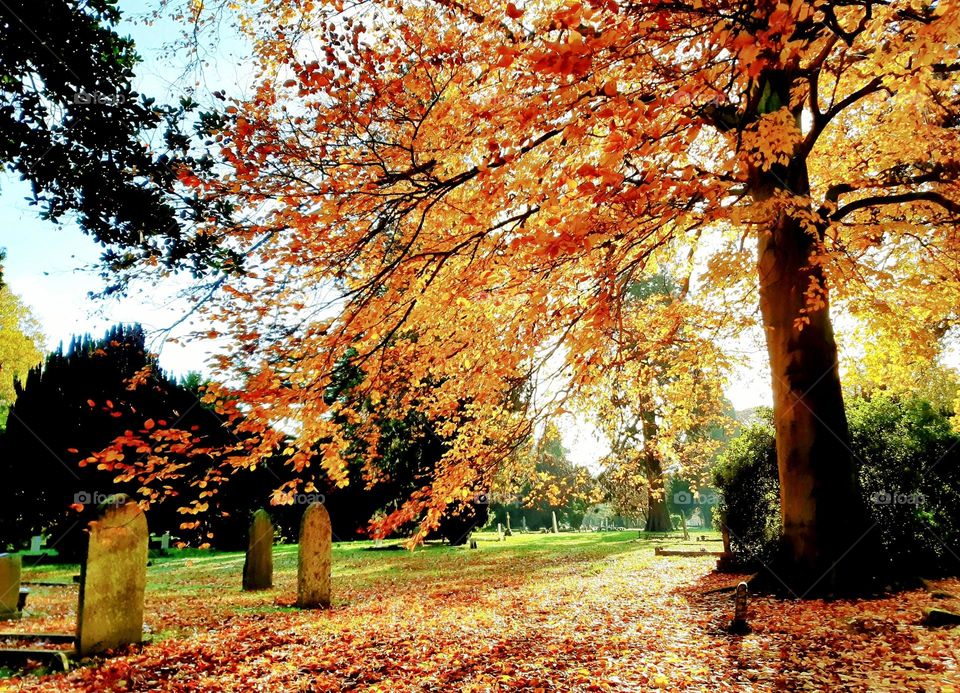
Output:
[3,533,959,691]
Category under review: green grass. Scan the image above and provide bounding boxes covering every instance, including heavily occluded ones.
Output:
[9,529,722,653]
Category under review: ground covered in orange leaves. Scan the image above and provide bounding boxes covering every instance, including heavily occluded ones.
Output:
[3,532,958,691]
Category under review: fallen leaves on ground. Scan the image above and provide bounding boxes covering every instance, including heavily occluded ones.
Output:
[3,534,958,691]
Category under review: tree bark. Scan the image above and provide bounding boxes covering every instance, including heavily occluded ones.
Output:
[752,126,878,593]
[641,410,673,533]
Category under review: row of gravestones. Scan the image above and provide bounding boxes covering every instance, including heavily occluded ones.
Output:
[242,504,332,608]
[0,496,333,669]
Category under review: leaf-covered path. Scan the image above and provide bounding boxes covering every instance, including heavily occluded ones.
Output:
[5,533,959,691]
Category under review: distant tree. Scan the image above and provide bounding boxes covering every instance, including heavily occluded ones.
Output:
[0,324,276,556]
[496,423,600,531]
[584,277,734,531]
[0,283,44,428]
[597,461,649,528]
[309,348,490,544]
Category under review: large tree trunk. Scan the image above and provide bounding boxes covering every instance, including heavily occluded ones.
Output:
[641,411,673,533]
[752,143,878,594]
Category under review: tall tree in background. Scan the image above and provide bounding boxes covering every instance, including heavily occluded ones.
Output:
[0,0,237,286]
[0,324,266,556]
[583,275,733,531]
[497,422,600,530]
[141,0,960,592]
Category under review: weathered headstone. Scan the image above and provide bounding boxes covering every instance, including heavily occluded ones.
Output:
[521,517,527,532]
[729,581,750,633]
[297,503,331,609]
[0,554,22,619]
[506,513,511,533]
[469,538,478,549]
[159,532,171,551]
[497,523,504,541]
[551,511,559,534]
[76,496,148,655]
[243,509,273,591]
[29,536,43,553]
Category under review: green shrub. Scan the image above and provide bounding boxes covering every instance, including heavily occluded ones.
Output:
[713,398,960,576]
[712,409,780,563]
[848,396,960,575]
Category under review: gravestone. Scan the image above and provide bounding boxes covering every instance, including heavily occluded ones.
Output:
[243,509,273,591]
[29,536,43,553]
[521,517,527,532]
[297,503,331,608]
[0,554,22,619]
[551,511,559,534]
[469,538,478,549]
[729,581,750,634]
[76,496,148,655]
[506,513,511,533]
[497,523,504,541]
[160,532,171,551]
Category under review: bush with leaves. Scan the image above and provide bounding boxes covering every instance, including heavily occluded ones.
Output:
[712,409,782,565]
[848,396,960,576]
[714,399,960,576]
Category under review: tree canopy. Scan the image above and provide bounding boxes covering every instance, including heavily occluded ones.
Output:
[102,0,960,591]
[0,0,239,287]
[0,282,43,428]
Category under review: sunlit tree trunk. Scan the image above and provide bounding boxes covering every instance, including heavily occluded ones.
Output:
[641,410,672,533]
[750,79,876,590]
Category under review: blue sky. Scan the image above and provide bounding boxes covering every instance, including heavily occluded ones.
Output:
[0,0,252,376]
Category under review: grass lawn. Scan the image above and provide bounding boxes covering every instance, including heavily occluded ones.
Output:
[2,531,958,691]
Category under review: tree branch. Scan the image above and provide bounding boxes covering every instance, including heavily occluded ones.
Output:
[831,191,960,221]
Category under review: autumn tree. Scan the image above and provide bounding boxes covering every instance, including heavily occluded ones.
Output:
[318,347,491,543]
[0,283,44,428]
[135,0,960,593]
[496,422,600,529]
[580,275,733,531]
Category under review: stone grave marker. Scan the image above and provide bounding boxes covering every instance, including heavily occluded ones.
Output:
[729,581,750,633]
[29,536,43,553]
[243,509,274,591]
[0,554,22,619]
[297,503,331,609]
[551,511,559,533]
[76,496,148,656]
